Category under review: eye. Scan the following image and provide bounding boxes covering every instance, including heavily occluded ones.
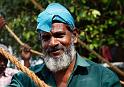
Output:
[54,32,65,38]
[42,35,51,41]
[39,32,51,42]
[57,35,65,38]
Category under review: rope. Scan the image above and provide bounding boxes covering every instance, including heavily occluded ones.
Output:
[0,48,49,87]
[1,11,124,85]
[4,24,124,85]
[1,25,124,86]
[29,0,124,78]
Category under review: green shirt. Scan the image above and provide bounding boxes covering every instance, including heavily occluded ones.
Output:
[7,54,121,87]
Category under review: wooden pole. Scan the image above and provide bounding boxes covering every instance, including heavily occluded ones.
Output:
[4,23,124,84]
[5,25,44,57]
[78,39,124,77]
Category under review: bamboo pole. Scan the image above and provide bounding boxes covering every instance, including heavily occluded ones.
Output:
[77,39,124,77]
[3,26,124,85]
[5,25,44,57]
[1,4,124,84]
[31,0,42,10]
[4,20,124,85]
[77,39,124,85]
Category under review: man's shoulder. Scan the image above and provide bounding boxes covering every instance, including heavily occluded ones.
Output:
[85,59,110,70]
[7,70,37,87]
[29,63,45,73]
[13,63,45,79]
[5,68,19,76]
[77,54,117,76]
[85,59,118,77]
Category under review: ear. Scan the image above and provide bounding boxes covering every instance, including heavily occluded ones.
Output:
[72,27,79,44]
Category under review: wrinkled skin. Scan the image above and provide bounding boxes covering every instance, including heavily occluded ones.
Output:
[39,23,77,72]
[20,44,32,68]
[20,44,31,61]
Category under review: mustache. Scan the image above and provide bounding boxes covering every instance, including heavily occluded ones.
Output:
[46,45,64,53]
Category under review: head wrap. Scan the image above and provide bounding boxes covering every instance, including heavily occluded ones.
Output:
[37,3,75,32]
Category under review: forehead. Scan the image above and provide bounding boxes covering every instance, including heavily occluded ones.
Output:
[41,23,69,35]
[51,22,68,31]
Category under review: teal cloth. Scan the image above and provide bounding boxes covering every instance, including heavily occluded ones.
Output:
[37,3,75,32]
[7,54,121,87]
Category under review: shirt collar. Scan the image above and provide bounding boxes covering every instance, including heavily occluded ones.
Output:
[30,64,45,73]
[32,53,90,77]
[76,53,90,67]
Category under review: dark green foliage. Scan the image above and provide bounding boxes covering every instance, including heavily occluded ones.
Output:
[0,0,124,60]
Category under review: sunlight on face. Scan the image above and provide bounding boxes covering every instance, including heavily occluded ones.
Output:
[43,38,76,72]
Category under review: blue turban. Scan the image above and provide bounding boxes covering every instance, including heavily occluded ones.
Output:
[37,3,75,32]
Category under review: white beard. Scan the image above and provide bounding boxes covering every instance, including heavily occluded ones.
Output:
[43,42,76,72]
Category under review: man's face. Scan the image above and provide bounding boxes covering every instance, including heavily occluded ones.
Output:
[21,51,31,60]
[40,23,77,72]
[0,56,7,74]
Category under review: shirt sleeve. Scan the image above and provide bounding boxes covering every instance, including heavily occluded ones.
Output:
[6,73,24,87]
[101,67,121,87]
[6,72,37,87]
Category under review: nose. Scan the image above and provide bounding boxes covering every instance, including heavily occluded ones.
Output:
[49,37,59,47]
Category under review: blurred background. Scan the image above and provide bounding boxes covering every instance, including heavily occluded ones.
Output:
[0,0,124,83]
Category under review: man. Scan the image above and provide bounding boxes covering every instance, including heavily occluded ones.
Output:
[19,44,32,68]
[19,44,43,68]
[0,44,18,87]
[6,3,121,87]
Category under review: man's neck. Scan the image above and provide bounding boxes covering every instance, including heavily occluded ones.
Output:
[53,58,76,87]
[23,60,30,68]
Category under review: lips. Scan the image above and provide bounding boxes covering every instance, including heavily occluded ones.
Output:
[50,49,63,58]
[46,45,64,58]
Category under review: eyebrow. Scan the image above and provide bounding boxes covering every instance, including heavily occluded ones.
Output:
[53,31,66,35]
[40,34,50,39]
[40,32,50,36]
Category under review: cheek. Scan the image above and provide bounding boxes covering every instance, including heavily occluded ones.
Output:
[59,37,72,48]
[41,41,49,50]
